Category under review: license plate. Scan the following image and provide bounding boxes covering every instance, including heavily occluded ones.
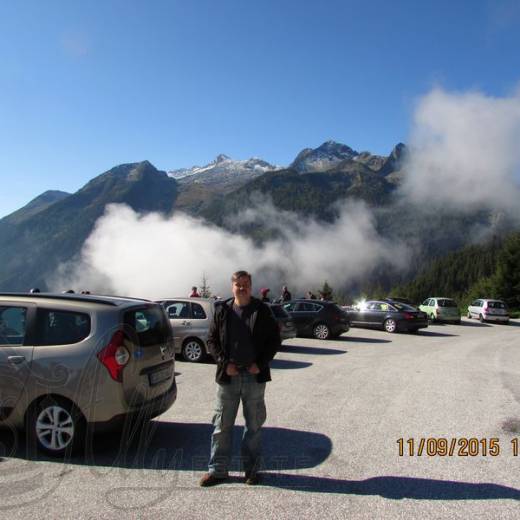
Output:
[149,365,173,386]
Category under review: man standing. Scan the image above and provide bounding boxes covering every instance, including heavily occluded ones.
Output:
[280,285,292,302]
[200,270,280,487]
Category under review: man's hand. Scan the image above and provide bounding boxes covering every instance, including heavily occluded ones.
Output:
[248,363,260,375]
[226,362,239,376]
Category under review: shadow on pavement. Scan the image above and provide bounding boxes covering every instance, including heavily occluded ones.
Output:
[0,422,331,473]
[260,474,520,500]
[271,359,313,369]
[459,321,492,328]
[413,331,458,337]
[336,336,392,344]
[280,345,346,355]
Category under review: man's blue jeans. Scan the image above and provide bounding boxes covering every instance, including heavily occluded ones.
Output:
[208,373,267,477]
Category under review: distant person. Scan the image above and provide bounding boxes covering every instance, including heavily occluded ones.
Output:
[280,286,292,302]
[259,288,270,302]
[199,270,280,487]
[306,291,317,300]
[189,286,201,297]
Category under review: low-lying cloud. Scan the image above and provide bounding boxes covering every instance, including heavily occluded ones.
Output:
[55,199,408,299]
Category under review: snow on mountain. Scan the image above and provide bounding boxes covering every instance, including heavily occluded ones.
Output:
[289,140,360,173]
[168,154,280,189]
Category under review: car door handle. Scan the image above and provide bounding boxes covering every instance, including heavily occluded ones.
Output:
[182,321,191,326]
[7,355,26,365]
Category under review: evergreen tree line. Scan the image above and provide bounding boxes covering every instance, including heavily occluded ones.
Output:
[388,232,520,311]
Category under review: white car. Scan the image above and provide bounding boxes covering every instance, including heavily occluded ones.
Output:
[467,299,510,323]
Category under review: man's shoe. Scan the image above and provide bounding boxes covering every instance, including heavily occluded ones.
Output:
[199,473,227,487]
[244,472,261,485]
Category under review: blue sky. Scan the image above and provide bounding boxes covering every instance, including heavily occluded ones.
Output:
[1,0,519,217]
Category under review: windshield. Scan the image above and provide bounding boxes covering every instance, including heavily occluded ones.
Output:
[487,301,506,309]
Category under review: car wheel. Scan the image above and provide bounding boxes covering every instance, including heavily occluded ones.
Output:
[428,313,436,323]
[27,396,85,457]
[479,314,485,323]
[467,312,472,319]
[182,338,205,362]
[384,319,397,333]
[313,323,330,340]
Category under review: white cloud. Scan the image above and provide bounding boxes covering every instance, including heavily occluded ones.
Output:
[55,199,408,300]
[401,87,520,212]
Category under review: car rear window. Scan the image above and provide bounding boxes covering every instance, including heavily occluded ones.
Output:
[438,299,457,307]
[192,303,207,319]
[125,306,171,347]
[35,309,91,346]
[487,301,506,309]
[391,302,416,311]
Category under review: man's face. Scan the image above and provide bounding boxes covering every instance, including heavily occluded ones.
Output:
[232,276,252,302]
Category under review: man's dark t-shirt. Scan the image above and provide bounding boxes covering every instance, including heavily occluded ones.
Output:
[227,302,256,366]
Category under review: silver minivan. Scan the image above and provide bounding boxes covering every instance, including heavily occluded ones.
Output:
[156,297,215,363]
[467,299,510,323]
[0,292,177,456]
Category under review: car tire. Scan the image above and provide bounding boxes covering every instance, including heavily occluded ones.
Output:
[313,323,330,340]
[384,318,397,333]
[428,313,436,324]
[182,338,206,363]
[467,312,472,319]
[479,314,485,323]
[26,396,85,457]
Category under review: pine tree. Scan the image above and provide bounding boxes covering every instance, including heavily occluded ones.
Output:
[492,233,520,307]
[200,273,212,298]
[320,280,333,300]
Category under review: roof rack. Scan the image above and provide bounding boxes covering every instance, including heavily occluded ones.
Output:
[0,292,127,306]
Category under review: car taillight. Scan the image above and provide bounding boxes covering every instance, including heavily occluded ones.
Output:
[403,312,414,320]
[97,330,130,382]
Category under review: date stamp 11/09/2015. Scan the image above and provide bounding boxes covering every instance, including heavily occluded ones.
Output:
[397,438,520,457]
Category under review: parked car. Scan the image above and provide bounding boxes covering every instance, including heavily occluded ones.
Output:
[282,299,350,340]
[0,292,176,456]
[268,303,297,340]
[419,297,461,324]
[156,297,215,363]
[467,299,510,323]
[346,299,428,333]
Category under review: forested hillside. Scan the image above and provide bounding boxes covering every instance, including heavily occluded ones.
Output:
[388,232,520,309]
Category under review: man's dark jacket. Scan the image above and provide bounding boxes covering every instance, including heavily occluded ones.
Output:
[207,297,280,384]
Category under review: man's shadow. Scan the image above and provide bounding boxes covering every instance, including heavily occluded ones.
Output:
[259,474,520,500]
[2,424,520,500]
[0,422,332,473]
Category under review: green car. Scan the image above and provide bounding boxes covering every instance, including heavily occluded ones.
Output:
[419,297,461,324]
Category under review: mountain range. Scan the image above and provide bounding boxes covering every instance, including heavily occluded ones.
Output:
[0,140,510,293]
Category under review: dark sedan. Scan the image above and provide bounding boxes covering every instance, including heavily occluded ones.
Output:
[345,300,428,333]
[282,299,350,340]
[268,303,297,340]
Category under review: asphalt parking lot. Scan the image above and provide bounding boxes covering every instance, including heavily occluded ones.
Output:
[2,318,520,519]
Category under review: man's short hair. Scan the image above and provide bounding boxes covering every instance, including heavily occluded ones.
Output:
[231,270,252,283]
